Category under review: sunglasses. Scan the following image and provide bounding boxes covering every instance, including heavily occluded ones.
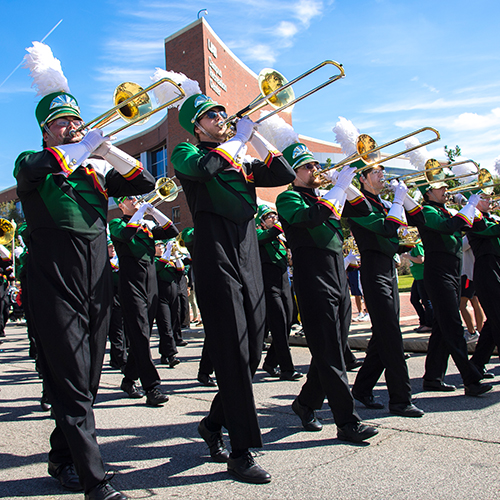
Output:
[300,163,319,171]
[204,110,228,120]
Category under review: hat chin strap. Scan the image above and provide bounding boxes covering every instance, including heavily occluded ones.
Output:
[43,124,58,145]
[195,121,221,143]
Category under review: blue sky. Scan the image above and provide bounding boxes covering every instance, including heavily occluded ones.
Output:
[1,0,499,190]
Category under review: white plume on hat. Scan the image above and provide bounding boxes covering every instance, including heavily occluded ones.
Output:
[257,111,300,151]
[332,117,360,157]
[151,68,201,109]
[492,155,500,177]
[23,41,70,97]
[451,158,479,185]
[404,137,430,171]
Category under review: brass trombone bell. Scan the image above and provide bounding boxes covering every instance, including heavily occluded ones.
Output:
[0,218,16,246]
[315,127,441,183]
[73,77,185,136]
[447,166,492,194]
[386,159,447,187]
[136,177,183,207]
[222,60,345,128]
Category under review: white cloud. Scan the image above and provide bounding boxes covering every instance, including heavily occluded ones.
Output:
[293,0,323,26]
[276,21,299,38]
[241,44,277,65]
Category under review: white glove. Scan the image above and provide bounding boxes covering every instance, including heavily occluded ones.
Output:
[128,203,150,225]
[234,116,256,143]
[392,181,409,205]
[457,193,481,227]
[334,166,357,191]
[51,129,106,173]
[344,250,359,269]
[161,241,174,261]
[81,129,107,153]
[467,193,481,208]
[388,179,399,192]
[146,206,172,227]
[453,193,467,206]
[323,169,339,183]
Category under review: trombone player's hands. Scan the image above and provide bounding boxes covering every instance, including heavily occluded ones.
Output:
[233,116,257,144]
[391,180,408,205]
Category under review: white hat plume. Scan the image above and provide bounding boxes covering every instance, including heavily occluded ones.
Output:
[332,117,360,157]
[151,68,201,109]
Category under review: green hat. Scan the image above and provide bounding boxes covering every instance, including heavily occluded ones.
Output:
[256,205,276,224]
[113,196,126,206]
[178,94,226,135]
[416,179,449,196]
[282,143,317,170]
[36,91,82,131]
[354,160,377,181]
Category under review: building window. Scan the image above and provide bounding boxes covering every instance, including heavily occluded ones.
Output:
[172,206,181,224]
[151,146,167,179]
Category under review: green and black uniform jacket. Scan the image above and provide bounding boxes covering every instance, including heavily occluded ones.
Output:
[418,201,469,258]
[348,189,425,258]
[468,213,500,259]
[172,141,295,224]
[256,225,288,270]
[109,216,178,263]
[276,186,371,254]
[155,257,183,283]
[15,151,155,241]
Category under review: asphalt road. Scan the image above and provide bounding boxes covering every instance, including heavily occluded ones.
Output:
[1,322,500,499]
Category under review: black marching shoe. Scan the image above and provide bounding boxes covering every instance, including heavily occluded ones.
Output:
[198,417,229,462]
[197,372,217,387]
[48,461,82,491]
[227,452,271,484]
[280,370,303,381]
[337,422,378,443]
[389,403,424,418]
[423,380,456,392]
[168,356,180,368]
[262,362,280,377]
[41,393,52,411]
[145,387,169,406]
[352,392,384,409]
[292,397,322,431]
[176,339,188,346]
[346,359,363,371]
[120,380,145,399]
[464,382,493,396]
[85,480,127,500]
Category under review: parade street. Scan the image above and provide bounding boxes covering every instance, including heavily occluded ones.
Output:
[1,310,500,500]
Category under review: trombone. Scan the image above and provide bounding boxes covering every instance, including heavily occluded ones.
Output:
[135,177,183,207]
[72,78,185,136]
[446,166,492,194]
[221,60,345,128]
[315,127,441,183]
[0,219,16,246]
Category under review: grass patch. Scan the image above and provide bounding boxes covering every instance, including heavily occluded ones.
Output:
[398,274,413,293]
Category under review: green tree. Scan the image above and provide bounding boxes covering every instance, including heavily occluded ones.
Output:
[444,145,461,162]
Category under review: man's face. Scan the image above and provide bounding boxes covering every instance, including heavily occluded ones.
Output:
[43,116,84,147]
[293,162,321,189]
[119,197,138,216]
[477,196,491,213]
[360,167,385,194]
[108,245,116,258]
[195,107,229,142]
[427,186,448,204]
[155,243,164,256]
[261,212,277,229]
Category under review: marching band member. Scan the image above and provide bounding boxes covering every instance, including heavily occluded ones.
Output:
[256,205,302,381]
[15,42,155,500]
[334,118,425,417]
[259,114,378,442]
[110,197,178,405]
[171,93,295,483]
[154,239,183,368]
[415,180,492,395]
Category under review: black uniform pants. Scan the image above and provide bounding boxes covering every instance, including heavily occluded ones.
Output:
[423,254,481,385]
[27,230,111,492]
[120,257,161,391]
[193,213,265,451]
[156,279,179,359]
[353,251,412,405]
[262,262,294,372]
[108,285,127,368]
[470,255,500,369]
[178,274,190,328]
[293,247,359,427]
